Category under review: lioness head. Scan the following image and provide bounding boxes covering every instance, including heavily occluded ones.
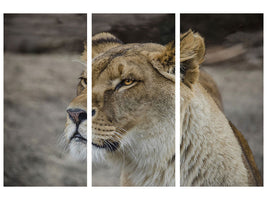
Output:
[63,47,87,161]
[92,33,175,162]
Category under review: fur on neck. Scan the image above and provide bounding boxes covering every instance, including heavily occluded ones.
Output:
[93,115,175,186]
[180,83,249,186]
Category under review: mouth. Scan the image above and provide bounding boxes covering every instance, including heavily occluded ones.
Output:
[92,141,119,152]
[70,131,87,144]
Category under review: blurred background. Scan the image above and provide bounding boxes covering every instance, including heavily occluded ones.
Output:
[4,14,87,186]
[92,14,175,44]
[7,13,261,186]
[92,14,175,186]
[181,14,263,180]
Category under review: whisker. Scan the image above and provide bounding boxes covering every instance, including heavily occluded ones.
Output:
[113,131,123,138]
[117,127,127,134]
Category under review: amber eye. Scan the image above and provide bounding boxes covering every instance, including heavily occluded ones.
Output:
[115,79,136,91]
[123,79,134,86]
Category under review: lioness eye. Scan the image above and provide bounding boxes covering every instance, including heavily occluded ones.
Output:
[123,79,134,86]
[115,79,136,90]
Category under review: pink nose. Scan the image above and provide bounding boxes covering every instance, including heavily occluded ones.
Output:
[67,109,87,124]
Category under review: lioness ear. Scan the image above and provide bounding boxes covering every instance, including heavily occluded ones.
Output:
[92,32,123,58]
[180,29,205,88]
[149,42,175,82]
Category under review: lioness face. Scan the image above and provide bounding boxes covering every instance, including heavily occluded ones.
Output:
[64,70,87,160]
[92,44,175,158]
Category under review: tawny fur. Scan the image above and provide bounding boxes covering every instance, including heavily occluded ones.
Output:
[92,33,175,186]
[180,30,262,186]
[92,32,123,58]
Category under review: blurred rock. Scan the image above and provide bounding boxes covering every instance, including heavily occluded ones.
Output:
[4,14,87,53]
[181,14,263,46]
[93,14,175,45]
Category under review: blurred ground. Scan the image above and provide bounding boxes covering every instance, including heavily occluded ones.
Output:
[4,53,87,186]
[4,14,87,186]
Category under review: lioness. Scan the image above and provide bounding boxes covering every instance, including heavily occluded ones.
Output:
[63,46,87,161]
[180,30,262,186]
[92,33,175,186]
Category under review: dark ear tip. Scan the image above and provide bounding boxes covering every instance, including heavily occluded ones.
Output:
[180,30,205,64]
[180,30,205,87]
[180,29,194,41]
[166,41,175,49]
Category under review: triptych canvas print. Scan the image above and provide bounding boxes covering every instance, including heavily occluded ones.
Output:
[3,13,263,187]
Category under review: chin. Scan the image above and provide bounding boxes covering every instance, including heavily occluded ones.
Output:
[69,141,87,161]
[63,119,87,161]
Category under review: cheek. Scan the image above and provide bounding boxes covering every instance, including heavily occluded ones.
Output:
[114,85,150,118]
[102,84,150,124]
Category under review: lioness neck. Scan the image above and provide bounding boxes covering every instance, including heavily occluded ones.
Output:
[181,84,250,186]
[119,118,175,186]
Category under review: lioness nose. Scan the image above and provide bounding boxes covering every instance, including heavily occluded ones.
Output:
[67,108,87,124]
